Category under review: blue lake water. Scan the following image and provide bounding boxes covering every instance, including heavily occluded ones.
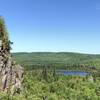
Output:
[57,71,90,76]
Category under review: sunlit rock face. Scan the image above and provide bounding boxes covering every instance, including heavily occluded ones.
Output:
[0,16,24,94]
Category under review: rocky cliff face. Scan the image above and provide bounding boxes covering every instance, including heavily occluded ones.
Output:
[0,17,24,94]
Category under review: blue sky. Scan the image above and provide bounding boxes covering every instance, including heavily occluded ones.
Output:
[0,0,100,54]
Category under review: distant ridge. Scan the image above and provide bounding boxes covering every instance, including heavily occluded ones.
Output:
[12,52,100,69]
[12,51,100,55]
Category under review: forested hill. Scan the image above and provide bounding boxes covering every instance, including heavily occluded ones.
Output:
[12,52,100,70]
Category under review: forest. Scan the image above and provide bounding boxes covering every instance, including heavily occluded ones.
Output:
[12,52,100,71]
[0,15,100,100]
[0,52,99,100]
[0,0,100,99]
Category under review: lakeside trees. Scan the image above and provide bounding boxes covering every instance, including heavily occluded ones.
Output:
[0,69,100,100]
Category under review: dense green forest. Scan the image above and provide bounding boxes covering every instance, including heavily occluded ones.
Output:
[0,52,100,100]
[0,69,100,100]
[12,52,100,71]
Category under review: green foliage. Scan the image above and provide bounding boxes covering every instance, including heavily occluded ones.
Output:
[21,70,100,100]
[12,52,100,72]
[0,16,11,51]
[0,16,8,41]
[0,69,100,100]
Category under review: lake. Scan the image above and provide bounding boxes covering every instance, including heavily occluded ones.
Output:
[57,70,90,76]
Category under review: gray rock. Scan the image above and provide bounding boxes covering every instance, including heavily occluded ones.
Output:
[0,17,24,94]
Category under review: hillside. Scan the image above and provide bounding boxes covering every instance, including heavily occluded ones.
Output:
[12,52,100,70]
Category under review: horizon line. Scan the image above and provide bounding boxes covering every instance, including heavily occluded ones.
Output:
[11,51,100,55]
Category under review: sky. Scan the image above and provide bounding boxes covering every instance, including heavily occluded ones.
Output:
[0,0,100,54]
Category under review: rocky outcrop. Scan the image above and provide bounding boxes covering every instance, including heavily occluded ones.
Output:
[0,16,24,94]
